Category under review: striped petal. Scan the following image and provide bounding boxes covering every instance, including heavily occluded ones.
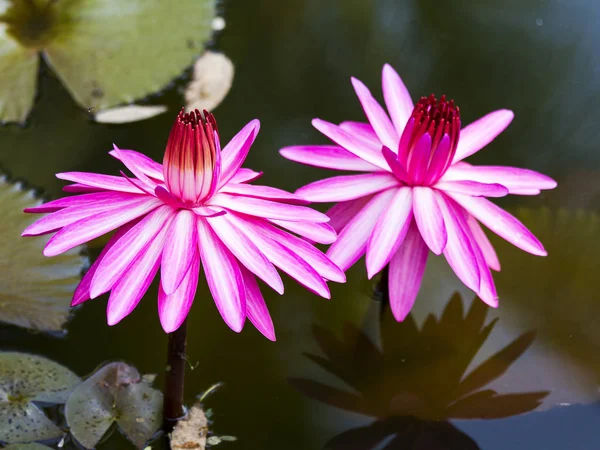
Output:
[406,133,431,184]
[56,172,145,193]
[197,219,246,332]
[209,193,329,223]
[435,180,509,198]
[109,148,164,180]
[445,192,547,256]
[466,214,500,271]
[338,122,381,147]
[24,191,145,214]
[219,119,260,187]
[453,110,514,163]
[435,192,480,293]
[106,222,169,325]
[43,198,162,256]
[220,183,308,204]
[158,252,200,333]
[382,146,410,183]
[388,222,428,321]
[89,205,175,298]
[413,186,447,255]
[327,189,396,271]
[161,210,198,295]
[312,119,388,169]
[269,219,337,244]
[279,145,380,172]
[351,77,399,151]
[207,215,284,294]
[240,266,276,341]
[441,163,557,194]
[326,196,373,233]
[382,64,414,134]
[295,173,400,203]
[229,168,263,184]
[366,187,413,278]
[111,145,157,190]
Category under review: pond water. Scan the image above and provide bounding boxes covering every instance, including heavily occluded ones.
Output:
[1,0,599,449]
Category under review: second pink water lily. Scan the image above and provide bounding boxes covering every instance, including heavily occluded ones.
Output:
[281,64,557,320]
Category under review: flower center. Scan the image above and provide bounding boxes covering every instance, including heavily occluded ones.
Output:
[397,94,461,186]
[162,108,221,206]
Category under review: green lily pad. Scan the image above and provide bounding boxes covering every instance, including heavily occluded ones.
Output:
[0,0,216,123]
[0,175,88,333]
[65,362,162,450]
[0,352,80,444]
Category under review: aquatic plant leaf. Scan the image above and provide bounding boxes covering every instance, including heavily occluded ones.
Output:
[65,362,162,450]
[42,0,216,112]
[0,352,80,444]
[94,105,167,124]
[4,444,54,450]
[0,30,38,124]
[185,51,234,113]
[0,176,87,332]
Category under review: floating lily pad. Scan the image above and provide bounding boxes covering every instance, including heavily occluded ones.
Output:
[0,352,80,444]
[185,51,234,113]
[0,175,87,333]
[65,362,162,450]
[0,0,216,123]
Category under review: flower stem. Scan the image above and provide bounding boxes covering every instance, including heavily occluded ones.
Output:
[163,319,188,431]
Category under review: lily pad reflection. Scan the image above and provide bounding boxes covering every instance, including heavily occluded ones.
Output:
[0,352,80,444]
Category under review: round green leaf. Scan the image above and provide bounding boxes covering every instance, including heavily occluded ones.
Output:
[43,0,216,111]
[65,362,162,450]
[0,176,88,333]
[0,352,80,444]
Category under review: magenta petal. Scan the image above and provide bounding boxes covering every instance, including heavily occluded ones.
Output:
[312,119,388,169]
[206,215,284,294]
[452,110,514,163]
[382,64,414,134]
[226,215,331,298]
[445,192,547,256]
[388,222,428,321]
[240,266,276,341]
[435,180,509,198]
[244,217,345,283]
[62,184,100,193]
[109,148,164,180]
[209,193,329,223]
[89,205,175,298]
[219,119,260,188]
[23,193,147,236]
[424,134,451,184]
[43,197,162,256]
[229,168,263,184]
[279,144,381,172]
[327,189,396,271]
[366,187,413,278]
[413,186,447,255]
[269,219,337,244]
[191,206,226,217]
[381,146,410,183]
[435,192,481,293]
[466,214,500,271]
[441,163,557,194]
[351,77,399,151]
[71,223,136,306]
[106,222,168,325]
[197,219,246,332]
[220,183,309,205]
[339,121,381,147]
[325,196,373,233]
[158,252,200,333]
[161,210,198,295]
[24,191,145,214]
[110,145,157,189]
[295,172,400,203]
[56,172,145,193]
[407,133,432,184]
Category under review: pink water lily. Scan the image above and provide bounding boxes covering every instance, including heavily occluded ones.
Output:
[23,109,345,339]
[280,64,556,321]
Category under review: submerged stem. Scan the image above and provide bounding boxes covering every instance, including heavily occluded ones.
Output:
[163,319,188,431]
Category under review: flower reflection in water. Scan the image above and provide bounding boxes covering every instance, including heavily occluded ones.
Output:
[290,294,548,449]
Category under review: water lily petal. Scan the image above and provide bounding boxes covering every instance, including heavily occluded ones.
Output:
[382,64,414,134]
[109,148,164,180]
[453,110,514,163]
[161,210,198,295]
[24,191,145,214]
[365,187,413,278]
[413,186,447,255]
[435,180,509,198]
[466,214,500,271]
[220,183,308,204]
[279,145,380,172]
[338,121,381,147]
[381,146,410,183]
[56,172,145,193]
[240,266,276,341]
[406,133,432,184]
[388,222,428,321]
[197,219,246,332]
[229,168,262,184]
[269,219,337,244]
[295,173,400,203]
[325,196,373,233]
[219,119,260,187]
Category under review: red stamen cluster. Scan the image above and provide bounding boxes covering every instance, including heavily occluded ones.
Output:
[409,94,461,155]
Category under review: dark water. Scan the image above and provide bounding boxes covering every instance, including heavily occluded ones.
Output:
[1,0,600,449]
